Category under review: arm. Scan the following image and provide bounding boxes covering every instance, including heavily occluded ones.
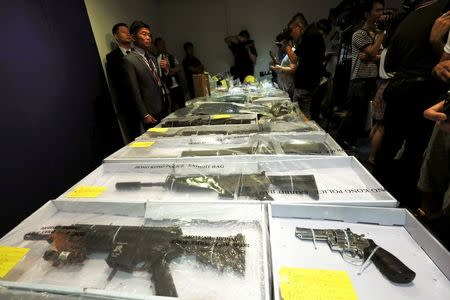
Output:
[247,45,257,65]
[441,52,450,62]
[440,31,450,61]
[430,12,450,57]
[169,58,182,76]
[424,100,450,133]
[271,63,297,74]
[360,32,385,57]
[433,59,450,82]
[286,44,298,65]
[224,35,239,45]
[358,52,381,62]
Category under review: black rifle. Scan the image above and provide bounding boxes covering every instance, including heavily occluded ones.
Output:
[24,225,246,297]
[162,117,253,127]
[116,173,319,201]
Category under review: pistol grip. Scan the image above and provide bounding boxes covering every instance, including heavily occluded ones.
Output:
[365,239,416,284]
[152,260,178,297]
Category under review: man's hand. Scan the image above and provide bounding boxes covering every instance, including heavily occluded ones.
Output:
[424,100,450,133]
[270,65,283,72]
[358,52,369,61]
[431,11,450,40]
[144,114,157,124]
[160,58,169,72]
[433,60,450,82]
[430,11,450,54]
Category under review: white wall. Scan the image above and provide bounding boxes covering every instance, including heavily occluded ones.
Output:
[85,0,405,77]
[84,0,160,68]
[158,0,342,76]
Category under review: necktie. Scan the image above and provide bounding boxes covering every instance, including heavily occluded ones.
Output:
[144,53,160,84]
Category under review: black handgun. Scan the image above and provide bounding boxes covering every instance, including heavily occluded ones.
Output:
[24,224,247,297]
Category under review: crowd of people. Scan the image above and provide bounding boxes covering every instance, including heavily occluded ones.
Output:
[105,1,450,246]
[333,0,450,244]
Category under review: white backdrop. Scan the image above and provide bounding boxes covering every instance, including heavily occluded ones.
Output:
[85,0,404,77]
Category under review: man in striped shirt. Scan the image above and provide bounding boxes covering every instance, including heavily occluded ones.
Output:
[338,0,385,146]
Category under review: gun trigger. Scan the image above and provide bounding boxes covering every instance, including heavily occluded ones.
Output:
[107,268,118,281]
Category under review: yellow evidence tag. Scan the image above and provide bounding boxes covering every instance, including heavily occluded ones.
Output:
[148,128,169,133]
[211,114,232,120]
[0,246,30,278]
[279,267,358,300]
[66,186,106,198]
[129,141,155,148]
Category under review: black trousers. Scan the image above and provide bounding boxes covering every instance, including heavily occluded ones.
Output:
[336,78,377,144]
[373,76,446,208]
[170,86,186,112]
[118,111,142,143]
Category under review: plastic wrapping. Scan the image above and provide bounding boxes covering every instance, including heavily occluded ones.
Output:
[107,135,258,159]
[108,133,342,161]
[63,157,396,206]
[137,121,322,141]
[190,102,268,116]
[212,94,248,103]
[185,81,289,107]
[0,201,267,300]
[260,120,323,133]
[136,124,261,140]
[160,114,257,128]
[144,202,268,300]
[188,100,302,122]
[0,286,98,299]
[257,134,345,156]
[269,204,450,300]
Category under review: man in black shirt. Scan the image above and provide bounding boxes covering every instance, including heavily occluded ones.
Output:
[286,13,326,119]
[225,30,257,82]
[374,0,450,208]
[182,42,205,99]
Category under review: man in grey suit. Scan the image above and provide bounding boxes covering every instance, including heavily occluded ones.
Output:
[123,21,170,129]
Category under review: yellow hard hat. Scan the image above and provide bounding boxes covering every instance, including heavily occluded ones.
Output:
[244,75,257,84]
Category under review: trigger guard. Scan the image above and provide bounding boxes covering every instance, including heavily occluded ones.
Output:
[342,250,364,265]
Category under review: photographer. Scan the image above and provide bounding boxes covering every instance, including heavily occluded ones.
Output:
[271,31,296,99]
[286,13,326,119]
[224,30,257,82]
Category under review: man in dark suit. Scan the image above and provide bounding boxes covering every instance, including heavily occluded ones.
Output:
[123,21,170,130]
[106,23,140,142]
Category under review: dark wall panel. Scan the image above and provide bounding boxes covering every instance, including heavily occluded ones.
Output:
[0,0,122,235]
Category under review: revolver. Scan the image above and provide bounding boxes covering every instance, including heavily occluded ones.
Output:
[295,227,416,283]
